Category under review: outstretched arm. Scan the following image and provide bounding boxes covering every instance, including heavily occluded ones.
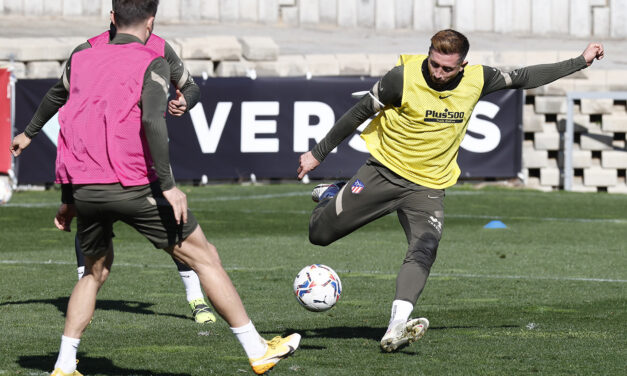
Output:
[11,79,67,156]
[10,81,65,155]
[23,42,91,138]
[297,65,404,180]
[297,95,376,179]
[481,42,605,97]
[581,42,604,66]
[10,42,90,156]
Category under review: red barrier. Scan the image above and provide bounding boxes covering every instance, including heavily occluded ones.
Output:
[0,68,10,174]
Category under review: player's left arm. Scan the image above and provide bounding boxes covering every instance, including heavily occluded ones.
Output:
[481,42,604,97]
[164,41,200,116]
[141,57,175,191]
[141,57,188,223]
[297,95,378,180]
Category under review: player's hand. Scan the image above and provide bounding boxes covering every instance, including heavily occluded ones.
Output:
[168,89,187,117]
[162,186,188,224]
[582,43,604,66]
[297,151,321,180]
[10,132,32,157]
[54,203,76,232]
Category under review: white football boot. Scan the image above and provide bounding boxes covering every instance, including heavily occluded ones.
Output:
[380,317,429,352]
[311,182,345,203]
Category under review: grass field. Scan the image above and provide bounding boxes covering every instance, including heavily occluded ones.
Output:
[0,183,625,375]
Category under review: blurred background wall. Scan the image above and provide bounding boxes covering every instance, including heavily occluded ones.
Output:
[1,0,626,38]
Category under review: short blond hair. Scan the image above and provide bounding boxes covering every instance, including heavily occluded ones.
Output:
[429,29,469,62]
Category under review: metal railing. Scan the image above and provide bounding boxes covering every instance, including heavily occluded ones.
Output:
[564,91,627,191]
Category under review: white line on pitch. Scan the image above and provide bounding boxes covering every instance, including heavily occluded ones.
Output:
[0,191,310,208]
[1,260,625,283]
[429,272,627,283]
[447,213,627,224]
[190,191,308,201]
[3,191,627,224]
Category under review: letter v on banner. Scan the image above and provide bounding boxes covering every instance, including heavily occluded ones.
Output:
[189,102,232,153]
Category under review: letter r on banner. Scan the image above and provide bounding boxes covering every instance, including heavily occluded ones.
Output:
[293,101,335,152]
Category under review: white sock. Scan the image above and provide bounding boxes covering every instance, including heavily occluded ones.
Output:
[178,270,204,302]
[54,335,80,373]
[77,266,85,280]
[387,300,414,329]
[231,321,267,359]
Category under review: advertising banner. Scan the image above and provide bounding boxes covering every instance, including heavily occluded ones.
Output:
[0,69,11,174]
[14,77,522,184]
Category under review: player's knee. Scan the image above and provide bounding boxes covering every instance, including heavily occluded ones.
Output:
[97,267,111,284]
[308,222,336,246]
[309,230,331,246]
[405,233,439,271]
[206,241,218,255]
[84,265,110,285]
[200,242,223,267]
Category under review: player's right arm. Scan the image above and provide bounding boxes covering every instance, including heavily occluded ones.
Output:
[10,42,91,157]
[297,66,404,179]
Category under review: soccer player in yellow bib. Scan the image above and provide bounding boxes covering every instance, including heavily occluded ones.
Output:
[297,29,604,352]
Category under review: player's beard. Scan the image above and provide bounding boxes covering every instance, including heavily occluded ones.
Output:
[430,74,448,90]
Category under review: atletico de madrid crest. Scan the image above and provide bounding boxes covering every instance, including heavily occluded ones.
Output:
[351,179,365,194]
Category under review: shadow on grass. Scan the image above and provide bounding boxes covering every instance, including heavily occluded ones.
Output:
[0,296,189,320]
[275,326,386,341]
[274,322,521,342]
[430,324,519,330]
[18,354,191,376]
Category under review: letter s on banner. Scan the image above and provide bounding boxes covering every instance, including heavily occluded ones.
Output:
[347,118,371,153]
[461,101,501,153]
[293,101,335,152]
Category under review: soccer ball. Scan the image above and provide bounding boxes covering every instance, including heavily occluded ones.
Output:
[293,264,342,312]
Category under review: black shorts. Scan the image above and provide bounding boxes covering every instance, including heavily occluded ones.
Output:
[75,184,199,257]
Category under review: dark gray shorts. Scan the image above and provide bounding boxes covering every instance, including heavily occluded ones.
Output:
[309,159,444,248]
[75,185,199,257]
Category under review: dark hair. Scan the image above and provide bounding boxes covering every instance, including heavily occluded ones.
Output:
[429,29,470,63]
[112,0,159,28]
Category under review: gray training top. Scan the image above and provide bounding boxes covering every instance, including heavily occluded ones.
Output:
[311,55,588,163]
[24,32,200,203]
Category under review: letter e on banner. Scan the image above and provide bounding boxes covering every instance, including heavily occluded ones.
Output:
[241,101,279,153]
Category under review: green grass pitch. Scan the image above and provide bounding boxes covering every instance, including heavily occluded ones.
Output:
[0,184,625,375]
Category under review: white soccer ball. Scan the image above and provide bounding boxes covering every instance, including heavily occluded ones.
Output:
[293,264,342,312]
[0,175,12,205]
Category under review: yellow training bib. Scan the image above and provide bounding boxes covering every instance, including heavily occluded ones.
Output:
[361,54,484,189]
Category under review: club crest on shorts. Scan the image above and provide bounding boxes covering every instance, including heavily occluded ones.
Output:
[351,179,365,194]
